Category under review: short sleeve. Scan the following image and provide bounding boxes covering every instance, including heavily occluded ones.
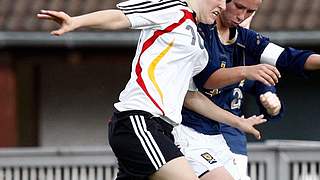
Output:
[188,78,198,91]
[117,0,188,29]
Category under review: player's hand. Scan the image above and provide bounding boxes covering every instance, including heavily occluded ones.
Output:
[37,10,76,36]
[238,115,266,140]
[260,91,281,116]
[243,64,281,86]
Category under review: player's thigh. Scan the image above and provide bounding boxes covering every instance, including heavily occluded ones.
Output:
[200,166,234,180]
[149,156,199,180]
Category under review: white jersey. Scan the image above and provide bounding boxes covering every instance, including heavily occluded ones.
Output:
[114,0,209,125]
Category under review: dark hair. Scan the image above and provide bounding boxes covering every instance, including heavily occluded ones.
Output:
[226,0,232,3]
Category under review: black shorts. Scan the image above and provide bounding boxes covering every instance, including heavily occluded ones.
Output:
[108,110,183,180]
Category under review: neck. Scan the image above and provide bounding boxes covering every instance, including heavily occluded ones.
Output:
[216,17,230,43]
[186,0,199,22]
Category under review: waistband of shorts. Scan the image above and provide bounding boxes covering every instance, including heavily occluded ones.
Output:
[113,109,174,130]
[113,108,154,119]
[153,116,174,132]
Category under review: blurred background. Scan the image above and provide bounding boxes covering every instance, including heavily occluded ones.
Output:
[1,0,320,180]
[1,0,320,147]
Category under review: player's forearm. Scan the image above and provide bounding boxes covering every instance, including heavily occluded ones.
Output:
[204,67,246,89]
[304,54,320,70]
[72,10,131,30]
[184,91,241,128]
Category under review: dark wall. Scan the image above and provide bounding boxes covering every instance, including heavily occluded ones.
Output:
[0,62,17,147]
[0,46,134,146]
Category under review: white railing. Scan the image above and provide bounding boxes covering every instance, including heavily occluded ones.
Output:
[0,146,117,180]
[0,140,320,180]
[248,140,320,180]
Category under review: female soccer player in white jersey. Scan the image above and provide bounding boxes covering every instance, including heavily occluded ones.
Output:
[37,0,269,179]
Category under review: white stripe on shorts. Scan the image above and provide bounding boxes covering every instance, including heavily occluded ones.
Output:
[140,116,166,165]
[130,115,159,170]
[130,115,166,170]
[134,115,163,168]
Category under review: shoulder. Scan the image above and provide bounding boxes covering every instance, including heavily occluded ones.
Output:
[236,26,261,37]
[198,23,216,40]
[236,26,269,45]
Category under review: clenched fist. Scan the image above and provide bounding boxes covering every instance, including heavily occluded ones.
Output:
[260,91,281,116]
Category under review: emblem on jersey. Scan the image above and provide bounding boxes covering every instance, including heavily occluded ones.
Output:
[201,152,217,164]
[204,89,219,97]
[239,80,245,87]
[221,61,226,68]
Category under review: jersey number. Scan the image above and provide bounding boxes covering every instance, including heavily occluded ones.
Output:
[186,25,204,49]
[231,88,243,110]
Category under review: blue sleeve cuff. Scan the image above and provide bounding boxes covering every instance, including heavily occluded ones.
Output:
[254,82,284,122]
[262,100,285,122]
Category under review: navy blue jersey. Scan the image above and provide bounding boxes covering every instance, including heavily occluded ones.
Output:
[181,23,312,155]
